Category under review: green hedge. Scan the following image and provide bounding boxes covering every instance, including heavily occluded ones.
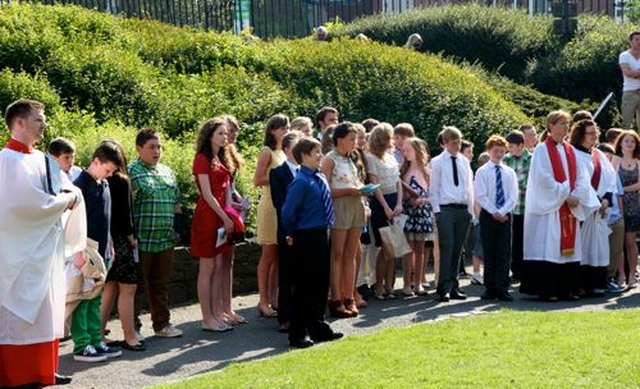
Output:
[335,5,554,84]
[336,5,635,120]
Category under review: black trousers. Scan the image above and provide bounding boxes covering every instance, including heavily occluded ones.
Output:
[510,214,524,280]
[480,210,512,296]
[277,237,294,325]
[289,228,333,342]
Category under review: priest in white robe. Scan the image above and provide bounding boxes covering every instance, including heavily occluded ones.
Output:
[0,99,79,387]
[569,119,617,296]
[521,110,600,301]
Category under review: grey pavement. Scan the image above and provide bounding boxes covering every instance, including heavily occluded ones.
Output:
[55,277,640,388]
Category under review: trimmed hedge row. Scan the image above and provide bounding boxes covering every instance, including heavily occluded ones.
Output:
[336,5,634,116]
[336,5,554,84]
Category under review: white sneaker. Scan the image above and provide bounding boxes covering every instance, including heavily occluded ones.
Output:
[154,324,183,338]
[134,329,145,343]
[471,274,484,285]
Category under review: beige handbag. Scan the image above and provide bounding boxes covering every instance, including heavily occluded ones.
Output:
[379,216,412,260]
[66,238,107,303]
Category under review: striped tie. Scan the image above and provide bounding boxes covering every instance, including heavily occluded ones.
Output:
[495,164,505,208]
[316,171,335,227]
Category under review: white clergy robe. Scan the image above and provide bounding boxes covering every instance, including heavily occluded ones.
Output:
[523,141,600,264]
[576,147,616,268]
[0,148,80,345]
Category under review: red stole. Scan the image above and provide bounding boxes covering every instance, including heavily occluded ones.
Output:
[590,149,601,190]
[545,136,577,256]
[4,138,32,153]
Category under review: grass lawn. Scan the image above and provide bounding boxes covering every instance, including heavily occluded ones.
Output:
[156,309,640,388]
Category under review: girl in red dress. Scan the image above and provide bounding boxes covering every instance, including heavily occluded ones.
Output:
[191,118,236,332]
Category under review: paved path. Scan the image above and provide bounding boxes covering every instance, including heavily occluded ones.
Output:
[55,277,640,388]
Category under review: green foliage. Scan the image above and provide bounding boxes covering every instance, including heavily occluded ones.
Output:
[525,15,631,103]
[335,5,555,83]
[251,38,528,151]
[0,3,538,233]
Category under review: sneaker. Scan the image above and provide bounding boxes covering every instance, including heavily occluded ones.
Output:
[95,342,122,358]
[74,345,108,363]
[471,275,484,285]
[134,329,145,343]
[155,324,183,338]
[606,281,624,293]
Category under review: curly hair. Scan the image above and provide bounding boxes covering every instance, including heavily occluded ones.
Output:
[569,119,597,148]
[195,118,236,173]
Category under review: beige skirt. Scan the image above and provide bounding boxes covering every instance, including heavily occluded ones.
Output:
[332,196,366,230]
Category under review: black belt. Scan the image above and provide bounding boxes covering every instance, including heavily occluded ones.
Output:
[441,204,467,209]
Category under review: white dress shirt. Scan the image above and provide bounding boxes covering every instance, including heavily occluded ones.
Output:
[474,160,519,216]
[430,149,474,214]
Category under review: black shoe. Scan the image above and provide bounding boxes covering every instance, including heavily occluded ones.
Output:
[55,373,73,385]
[357,284,373,299]
[480,291,496,300]
[497,293,514,302]
[313,332,344,343]
[450,290,468,300]
[437,293,450,302]
[277,321,290,333]
[289,336,314,349]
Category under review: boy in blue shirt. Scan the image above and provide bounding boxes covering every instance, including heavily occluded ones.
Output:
[281,137,343,348]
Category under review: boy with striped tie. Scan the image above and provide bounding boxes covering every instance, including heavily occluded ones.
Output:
[281,137,343,348]
[474,135,519,301]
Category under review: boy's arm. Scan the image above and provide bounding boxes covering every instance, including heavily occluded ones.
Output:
[281,179,305,241]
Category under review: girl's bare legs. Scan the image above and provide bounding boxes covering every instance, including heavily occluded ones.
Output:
[212,255,226,323]
[118,283,139,345]
[624,233,638,287]
[340,227,361,312]
[222,247,245,323]
[330,228,350,314]
[402,245,415,296]
[100,281,118,341]
[268,259,279,309]
[257,244,277,315]
[197,258,216,327]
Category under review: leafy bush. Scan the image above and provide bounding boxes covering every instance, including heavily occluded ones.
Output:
[335,5,555,83]
[251,38,528,151]
[525,15,631,103]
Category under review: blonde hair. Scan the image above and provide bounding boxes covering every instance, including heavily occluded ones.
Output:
[405,33,423,49]
[400,137,430,185]
[367,122,393,158]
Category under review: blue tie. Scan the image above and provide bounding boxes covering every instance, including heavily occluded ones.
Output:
[316,171,335,227]
[495,165,505,208]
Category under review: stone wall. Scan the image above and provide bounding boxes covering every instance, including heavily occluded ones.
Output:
[166,243,261,307]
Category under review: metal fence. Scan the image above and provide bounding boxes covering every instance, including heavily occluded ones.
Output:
[0,0,629,38]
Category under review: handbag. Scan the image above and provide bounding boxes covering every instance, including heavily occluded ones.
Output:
[224,205,246,245]
[378,217,412,259]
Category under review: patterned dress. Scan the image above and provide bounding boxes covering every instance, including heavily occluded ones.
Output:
[402,176,434,239]
[619,163,640,232]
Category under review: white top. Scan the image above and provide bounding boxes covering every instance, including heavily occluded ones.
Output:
[474,161,519,216]
[523,141,600,264]
[430,149,474,214]
[365,151,399,194]
[619,50,640,91]
[327,150,362,190]
[285,160,298,177]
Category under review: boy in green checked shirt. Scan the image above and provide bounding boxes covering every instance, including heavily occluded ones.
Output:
[503,130,532,283]
[129,127,184,340]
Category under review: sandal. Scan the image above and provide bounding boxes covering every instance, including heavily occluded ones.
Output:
[121,341,146,351]
[343,298,359,316]
[328,300,353,319]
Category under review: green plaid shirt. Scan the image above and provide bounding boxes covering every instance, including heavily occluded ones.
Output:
[503,149,531,215]
[129,158,181,253]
